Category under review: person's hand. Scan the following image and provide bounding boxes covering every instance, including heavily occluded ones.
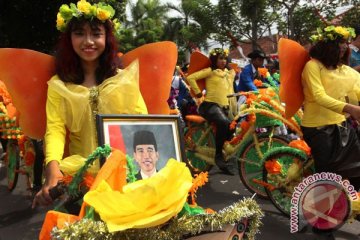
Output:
[343,104,360,122]
[194,92,204,106]
[195,92,203,98]
[32,160,63,208]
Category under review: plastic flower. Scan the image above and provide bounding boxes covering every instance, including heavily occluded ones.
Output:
[335,26,349,38]
[56,13,65,31]
[310,25,356,44]
[97,8,111,21]
[77,0,92,15]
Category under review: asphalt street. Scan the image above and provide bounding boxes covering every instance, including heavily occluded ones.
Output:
[0,161,360,240]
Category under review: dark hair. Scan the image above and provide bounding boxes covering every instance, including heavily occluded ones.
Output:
[309,40,350,68]
[133,130,157,151]
[209,51,230,70]
[55,17,120,85]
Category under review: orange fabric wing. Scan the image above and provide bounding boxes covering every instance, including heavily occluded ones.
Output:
[186,51,210,97]
[121,41,178,114]
[0,48,55,139]
[278,38,309,118]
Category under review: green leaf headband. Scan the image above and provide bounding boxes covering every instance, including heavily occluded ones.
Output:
[56,0,120,34]
[309,25,356,44]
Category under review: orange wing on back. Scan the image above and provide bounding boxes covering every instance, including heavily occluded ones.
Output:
[0,48,55,139]
[278,38,310,118]
[186,51,210,97]
[121,41,178,114]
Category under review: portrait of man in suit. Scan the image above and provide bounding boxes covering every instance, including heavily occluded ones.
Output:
[133,130,160,180]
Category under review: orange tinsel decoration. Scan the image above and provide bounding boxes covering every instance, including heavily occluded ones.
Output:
[253,79,263,87]
[189,172,209,205]
[289,139,311,156]
[61,173,95,189]
[265,159,282,174]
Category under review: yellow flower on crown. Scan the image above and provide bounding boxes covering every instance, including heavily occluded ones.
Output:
[56,0,118,33]
[310,25,355,43]
[77,0,91,15]
[97,8,111,21]
[56,13,65,31]
[335,26,350,39]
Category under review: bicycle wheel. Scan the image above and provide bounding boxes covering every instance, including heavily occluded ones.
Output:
[262,147,313,217]
[6,139,20,191]
[238,133,289,198]
[184,124,215,174]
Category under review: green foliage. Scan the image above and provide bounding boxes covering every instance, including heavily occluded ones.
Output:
[163,0,216,63]
[215,0,280,50]
[120,0,167,52]
[277,6,324,44]
[341,5,360,28]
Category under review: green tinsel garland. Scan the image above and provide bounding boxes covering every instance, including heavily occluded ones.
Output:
[67,144,112,197]
[126,154,137,183]
[262,146,307,162]
[51,198,263,240]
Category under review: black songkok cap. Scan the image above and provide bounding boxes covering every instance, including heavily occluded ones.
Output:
[133,130,157,151]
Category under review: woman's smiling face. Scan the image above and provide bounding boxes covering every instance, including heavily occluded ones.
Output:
[71,22,106,64]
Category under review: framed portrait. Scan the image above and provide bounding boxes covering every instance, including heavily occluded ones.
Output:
[96,114,186,178]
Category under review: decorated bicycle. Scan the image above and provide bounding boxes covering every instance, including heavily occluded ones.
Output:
[0,81,38,192]
[183,51,302,198]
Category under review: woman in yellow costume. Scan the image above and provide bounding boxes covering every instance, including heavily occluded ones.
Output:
[301,26,360,190]
[32,0,148,208]
[186,48,237,175]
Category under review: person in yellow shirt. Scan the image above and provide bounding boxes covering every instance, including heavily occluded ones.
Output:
[32,0,147,208]
[187,48,236,175]
[301,26,360,190]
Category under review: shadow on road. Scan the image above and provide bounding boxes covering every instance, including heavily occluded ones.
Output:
[0,206,33,227]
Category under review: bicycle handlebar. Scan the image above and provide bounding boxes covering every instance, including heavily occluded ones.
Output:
[49,183,67,200]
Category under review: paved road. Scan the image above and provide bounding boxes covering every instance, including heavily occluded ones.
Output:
[0,161,360,240]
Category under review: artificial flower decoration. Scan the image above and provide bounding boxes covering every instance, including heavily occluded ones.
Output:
[257,67,268,78]
[56,0,118,33]
[209,48,229,57]
[309,25,356,44]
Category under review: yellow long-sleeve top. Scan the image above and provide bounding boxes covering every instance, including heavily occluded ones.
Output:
[45,60,147,166]
[186,67,235,107]
[301,59,360,127]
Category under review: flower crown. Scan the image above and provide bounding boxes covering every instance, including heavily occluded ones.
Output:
[56,0,121,34]
[209,48,229,57]
[309,25,356,44]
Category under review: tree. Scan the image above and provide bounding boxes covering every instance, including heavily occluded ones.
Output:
[120,0,167,52]
[215,0,280,51]
[341,5,360,28]
[277,5,323,44]
[164,0,216,63]
[273,0,355,39]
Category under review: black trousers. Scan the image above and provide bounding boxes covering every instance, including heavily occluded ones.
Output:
[198,101,233,159]
[302,121,360,190]
[31,139,44,187]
